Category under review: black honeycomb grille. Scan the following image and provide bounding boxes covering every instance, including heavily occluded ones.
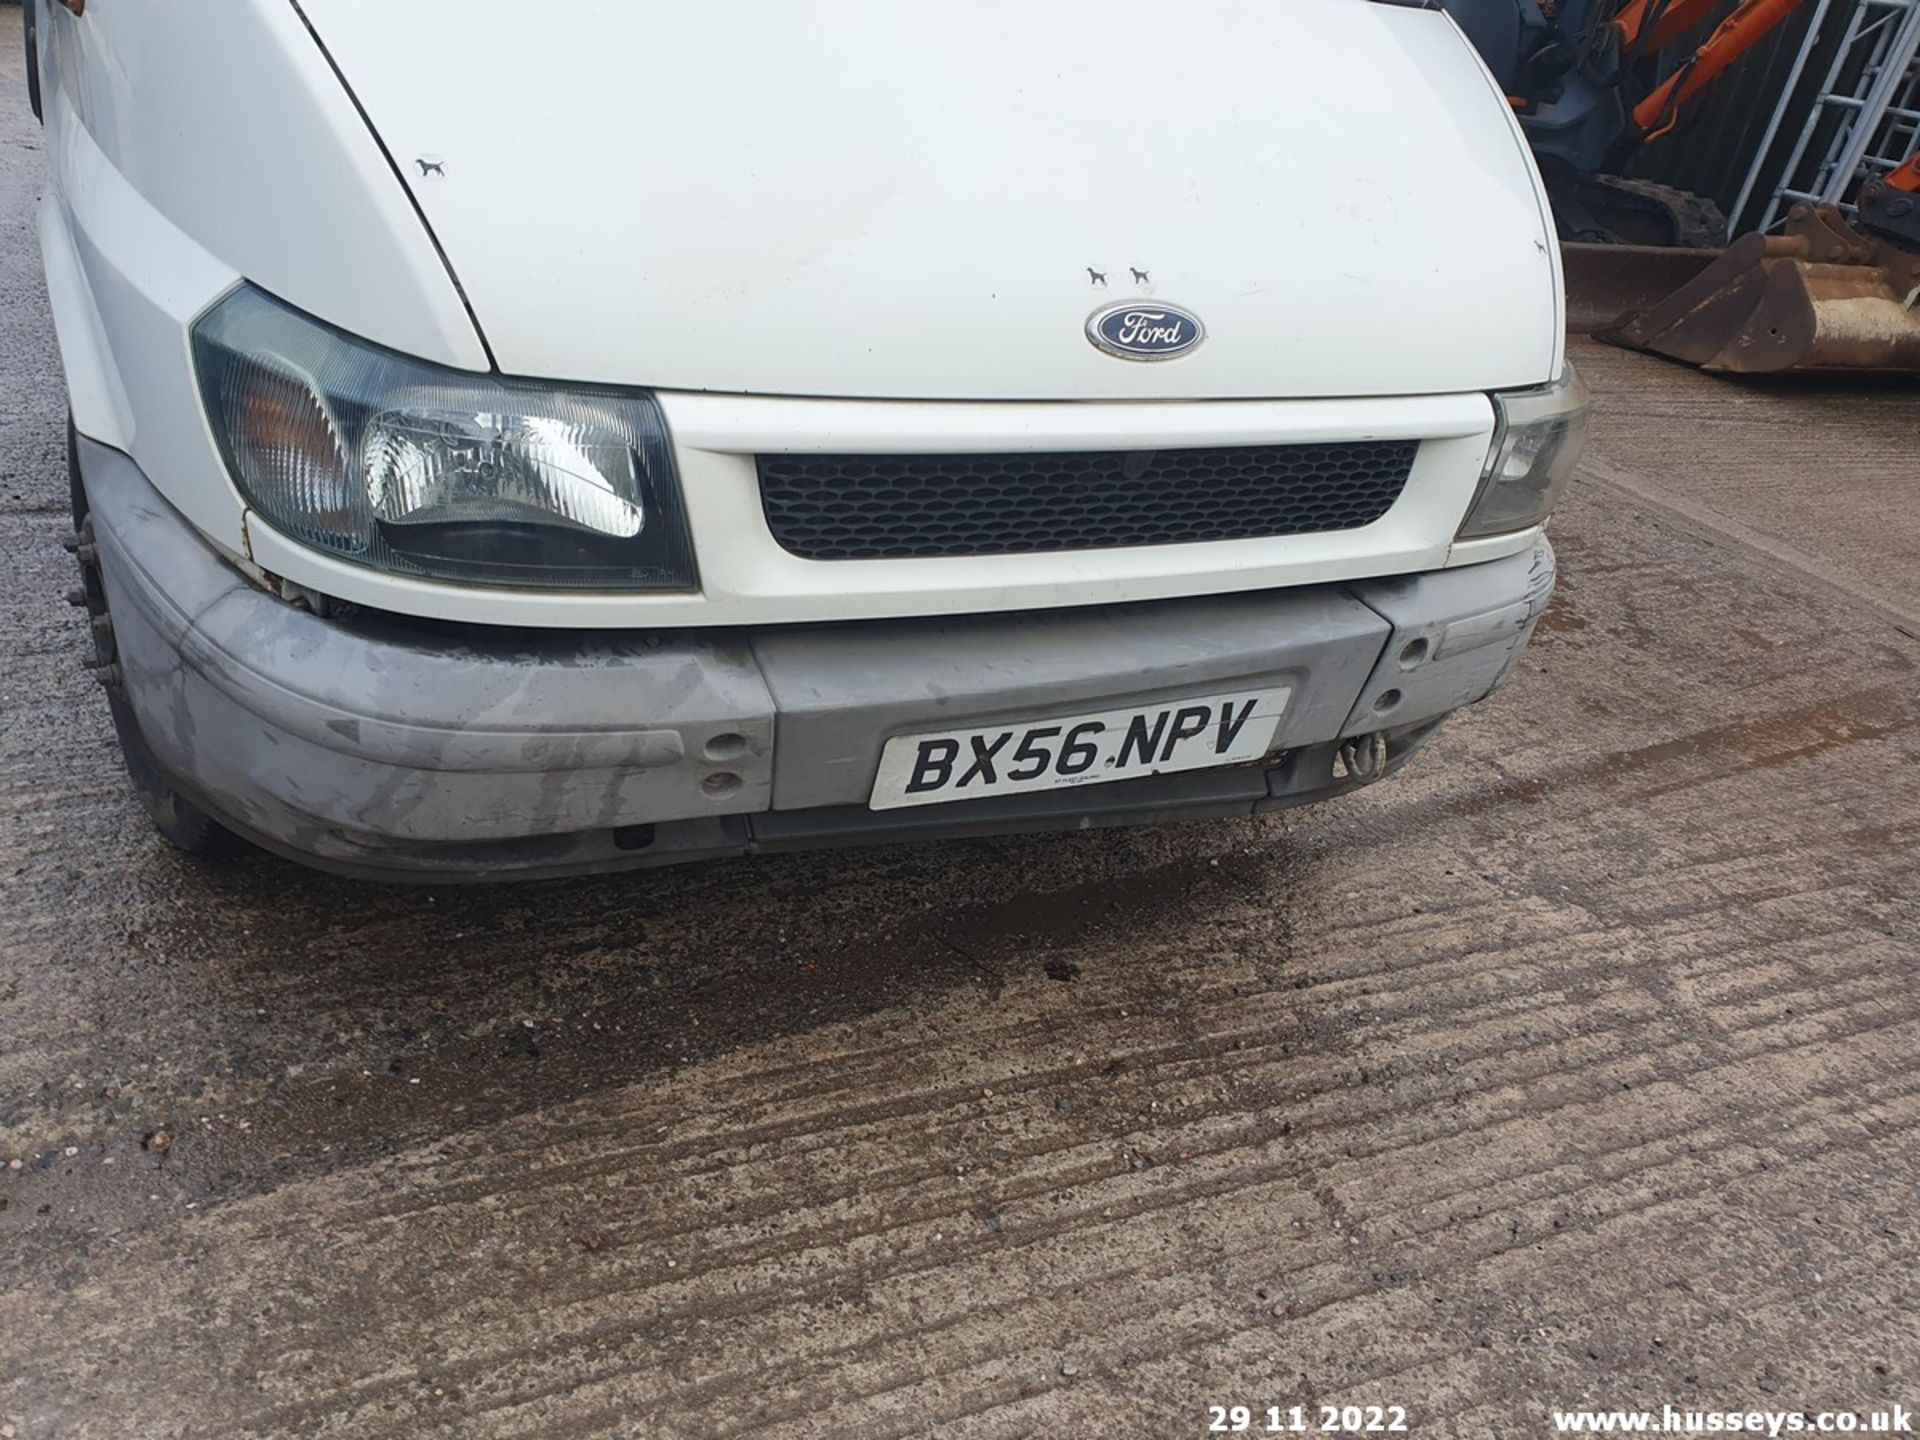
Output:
[757,441,1420,560]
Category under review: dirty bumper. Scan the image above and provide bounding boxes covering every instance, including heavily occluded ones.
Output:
[81,439,1555,881]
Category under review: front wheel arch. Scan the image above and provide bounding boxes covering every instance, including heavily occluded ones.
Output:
[66,419,238,860]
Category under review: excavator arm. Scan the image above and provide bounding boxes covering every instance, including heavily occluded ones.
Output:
[1611,0,1738,57]
[1856,148,1920,246]
[1617,0,1811,141]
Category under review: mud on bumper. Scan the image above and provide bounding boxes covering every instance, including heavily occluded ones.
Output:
[80,439,1555,882]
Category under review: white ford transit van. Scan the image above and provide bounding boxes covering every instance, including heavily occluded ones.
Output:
[28,0,1580,880]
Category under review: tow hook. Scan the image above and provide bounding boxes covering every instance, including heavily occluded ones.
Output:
[1339,731,1390,786]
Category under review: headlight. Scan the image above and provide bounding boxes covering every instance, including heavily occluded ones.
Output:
[191,285,694,590]
[1459,365,1590,540]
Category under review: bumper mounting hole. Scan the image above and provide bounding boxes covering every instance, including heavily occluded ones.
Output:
[704,732,750,762]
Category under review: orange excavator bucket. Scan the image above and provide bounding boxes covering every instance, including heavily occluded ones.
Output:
[1600,204,1920,374]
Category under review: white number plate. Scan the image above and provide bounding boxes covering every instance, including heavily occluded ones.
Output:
[869,687,1291,811]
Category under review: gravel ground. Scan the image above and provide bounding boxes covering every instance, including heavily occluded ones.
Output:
[4,14,1920,1438]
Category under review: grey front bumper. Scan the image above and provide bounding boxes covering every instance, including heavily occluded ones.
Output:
[81,439,1554,881]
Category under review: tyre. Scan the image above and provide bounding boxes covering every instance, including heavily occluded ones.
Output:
[24,0,44,124]
[65,421,237,858]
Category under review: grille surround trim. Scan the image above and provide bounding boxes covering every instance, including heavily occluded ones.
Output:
[756,441,1420,561]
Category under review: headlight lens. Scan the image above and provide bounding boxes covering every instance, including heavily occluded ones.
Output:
[1460,365,1590,540]
[192,285,694,590]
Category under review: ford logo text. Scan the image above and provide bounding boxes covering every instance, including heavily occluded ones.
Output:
[1087,301,1206,362]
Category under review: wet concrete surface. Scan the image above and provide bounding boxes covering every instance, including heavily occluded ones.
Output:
[5,20,1920,1439]
[1576,341,1920,631]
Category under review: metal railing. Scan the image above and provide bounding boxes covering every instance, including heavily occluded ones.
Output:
[1732,0,1920,232]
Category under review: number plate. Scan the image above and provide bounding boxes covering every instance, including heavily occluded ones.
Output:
[869,687,1291,811]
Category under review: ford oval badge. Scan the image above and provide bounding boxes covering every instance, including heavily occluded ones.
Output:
[1087,301,1206,362]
